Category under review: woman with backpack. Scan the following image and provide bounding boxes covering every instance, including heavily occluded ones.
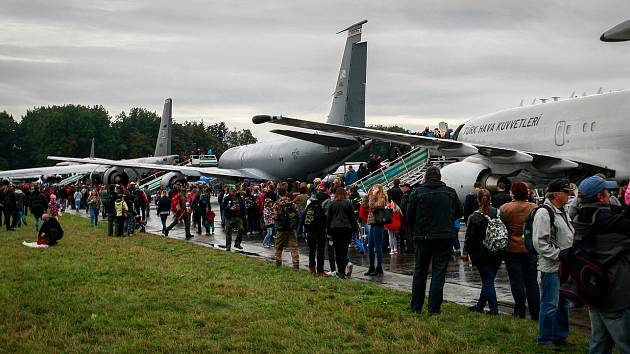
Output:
[326,187,358,279]
[465,188,502,315]
[364,184,388,276]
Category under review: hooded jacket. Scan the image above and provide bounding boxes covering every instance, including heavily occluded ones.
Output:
[406,179,463,240]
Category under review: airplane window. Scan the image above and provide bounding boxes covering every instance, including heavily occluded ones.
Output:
[591,122,596,131]
[565,125,571,135]
[583,122,588,132]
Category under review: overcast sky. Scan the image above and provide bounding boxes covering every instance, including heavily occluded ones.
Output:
[2,1,630,142]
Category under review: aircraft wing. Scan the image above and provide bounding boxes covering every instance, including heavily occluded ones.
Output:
[269,129,359,147]
[253,115,586,172]
[46,156,275,180]
[0,163,105,179]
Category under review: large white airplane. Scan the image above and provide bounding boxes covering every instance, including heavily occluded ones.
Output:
[0,99,179,184]
[47,21,371,186]
[252,86,630,201]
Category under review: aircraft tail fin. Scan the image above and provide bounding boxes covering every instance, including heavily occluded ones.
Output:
[154,98,172,157]
[327,20,367,128]
[90,137,95,159]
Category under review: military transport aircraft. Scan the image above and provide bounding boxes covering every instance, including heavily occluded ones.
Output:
[0,99,179,185]
[252,87,630,201]
[252,26,630,201]
[48,20,371,186]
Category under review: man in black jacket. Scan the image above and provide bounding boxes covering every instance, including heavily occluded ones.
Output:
[407,166,463,315]
[491,182,512,208]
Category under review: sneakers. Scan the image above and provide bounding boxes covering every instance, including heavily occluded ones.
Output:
[346,263,353,277]
[389,250,395,255]
[234,244,243,250]
[364,267,375,276]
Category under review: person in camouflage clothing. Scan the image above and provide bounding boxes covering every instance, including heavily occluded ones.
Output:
[272,185,300,268]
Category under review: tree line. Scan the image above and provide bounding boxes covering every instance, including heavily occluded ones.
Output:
[0,105,257,170]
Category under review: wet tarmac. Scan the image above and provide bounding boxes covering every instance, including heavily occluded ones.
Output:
[76,197,590,328]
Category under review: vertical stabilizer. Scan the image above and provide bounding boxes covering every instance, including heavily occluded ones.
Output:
[328,20,367,128]
[90,138,95,158]
[154,98,172,157]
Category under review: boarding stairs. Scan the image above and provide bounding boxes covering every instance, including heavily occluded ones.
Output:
[57,173,86,186]
[354,147,431,192]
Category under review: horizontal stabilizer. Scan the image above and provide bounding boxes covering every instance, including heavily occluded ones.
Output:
[269,129,358,147]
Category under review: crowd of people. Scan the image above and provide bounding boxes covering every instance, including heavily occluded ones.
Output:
[2,163,629,352]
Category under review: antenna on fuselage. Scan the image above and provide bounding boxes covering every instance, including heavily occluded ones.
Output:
[519,99,524,107]
[531,98,537,104]
[551,96,560,102]
[570,91,575,98]
[597,87,603,94]
[539,98,548,103]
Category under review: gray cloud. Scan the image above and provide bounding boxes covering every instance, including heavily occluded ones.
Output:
[1,1,630,142]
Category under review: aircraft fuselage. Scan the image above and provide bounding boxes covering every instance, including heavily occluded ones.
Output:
[457,90,630,179]
[219,138,363,181]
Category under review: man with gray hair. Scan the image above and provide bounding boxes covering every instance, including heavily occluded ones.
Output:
[407,166,463,315]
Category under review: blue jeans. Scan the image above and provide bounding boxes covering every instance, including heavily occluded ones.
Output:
[89,208,99,226]
[474,260,501,314]
[296,210,306,237]
[262,225,274,245]
[246,215,259,233]
[34,216,42,232]
[504,253,540,319]
[367,224,384,269]
[411,238,452,314]
[538,272,570,345]
[75,200,81,210]
[589,307,630,354]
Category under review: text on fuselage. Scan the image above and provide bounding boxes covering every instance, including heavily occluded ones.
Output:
[463,115,541,135]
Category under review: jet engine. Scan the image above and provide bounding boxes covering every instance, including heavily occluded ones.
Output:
[441,161,499,202]
[160,172,186,189]
[103,167,129,185]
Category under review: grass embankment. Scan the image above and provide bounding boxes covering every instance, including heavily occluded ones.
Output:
[0,214,589,353]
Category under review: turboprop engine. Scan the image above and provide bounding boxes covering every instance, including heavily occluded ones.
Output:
[160,172,186,190]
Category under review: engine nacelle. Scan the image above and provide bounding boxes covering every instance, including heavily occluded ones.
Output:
[441,161,511,203]
[103,167,128,185]
[441,161,489,203]
[160,172,186,190]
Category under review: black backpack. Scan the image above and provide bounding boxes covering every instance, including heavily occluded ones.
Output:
[279,201,298,230]
[303,199,324,228]
[559,209,615,307]
[522,205,555,255]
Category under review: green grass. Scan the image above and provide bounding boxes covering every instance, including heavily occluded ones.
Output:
[0,214,589,353]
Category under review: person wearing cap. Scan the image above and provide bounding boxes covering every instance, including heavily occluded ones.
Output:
[532,179,575,349]
[407,166,462,315]
[574,175,630,354]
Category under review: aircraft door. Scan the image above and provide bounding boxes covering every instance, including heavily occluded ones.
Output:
[555,121,566,146]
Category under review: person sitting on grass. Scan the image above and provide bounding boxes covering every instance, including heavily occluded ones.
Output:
[23,213,64,248]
